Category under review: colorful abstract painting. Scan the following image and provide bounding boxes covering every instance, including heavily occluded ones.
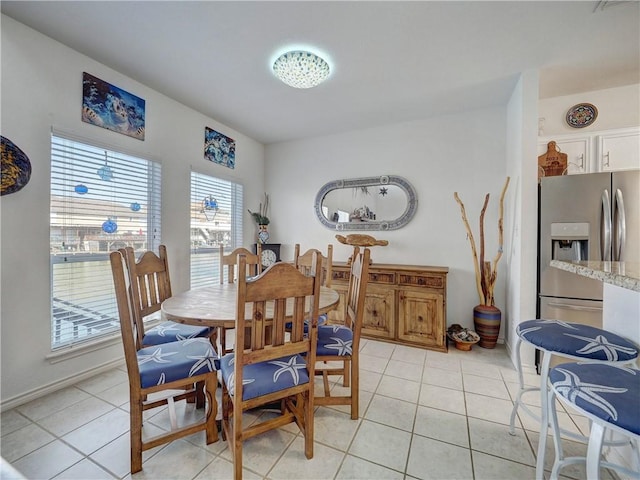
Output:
[82,72,146,140]
[204,127,235,169]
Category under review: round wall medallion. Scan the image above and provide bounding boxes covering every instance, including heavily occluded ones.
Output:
[566,103,598,128]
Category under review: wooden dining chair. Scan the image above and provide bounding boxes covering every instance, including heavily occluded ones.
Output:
[110,250,219,474]
[218,245,261,355]
[121,246,215,350]
[219,252,322,480]
[314,247,370,419]
[294,243,333,287]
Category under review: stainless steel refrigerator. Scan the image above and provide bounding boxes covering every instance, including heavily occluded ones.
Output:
[538,170,640,333]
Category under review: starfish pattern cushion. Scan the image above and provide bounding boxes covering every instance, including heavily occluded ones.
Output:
[550,362,640,436]
[516,319,638,362]
[316,324,353,356]
[143,321,212,345]
[137,337,218,388]
[219,353,310,401]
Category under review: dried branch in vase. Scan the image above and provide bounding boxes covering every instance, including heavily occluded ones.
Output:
[453,177,510,306]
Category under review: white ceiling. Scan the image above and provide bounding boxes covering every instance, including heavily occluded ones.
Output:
[2,1,639,144]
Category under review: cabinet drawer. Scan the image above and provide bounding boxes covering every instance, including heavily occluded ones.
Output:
[368,272,396,284]
[332,270,350,283]
[398,274,443,289]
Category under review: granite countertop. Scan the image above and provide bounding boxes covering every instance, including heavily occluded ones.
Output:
[551,260,640,292]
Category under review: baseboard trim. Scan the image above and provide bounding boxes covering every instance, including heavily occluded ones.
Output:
[0,357,125,412]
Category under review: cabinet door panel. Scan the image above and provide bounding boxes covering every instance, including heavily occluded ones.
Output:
[362,286,395,339]
[538,138,589,174]
[398,290,445,349]
[599,132,640,171]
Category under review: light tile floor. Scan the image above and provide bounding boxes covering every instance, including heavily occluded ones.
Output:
[1,339,618,480]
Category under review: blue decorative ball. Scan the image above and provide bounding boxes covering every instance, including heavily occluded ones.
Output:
[102,219,118,233]
[75,184,89,194]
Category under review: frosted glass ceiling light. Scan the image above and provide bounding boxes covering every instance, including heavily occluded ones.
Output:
[273,51,330,89]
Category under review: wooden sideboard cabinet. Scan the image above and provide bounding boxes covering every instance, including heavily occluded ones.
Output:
[328,263,448,352]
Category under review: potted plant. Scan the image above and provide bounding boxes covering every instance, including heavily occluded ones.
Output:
[453,177,510,349]
[248,193,270,244]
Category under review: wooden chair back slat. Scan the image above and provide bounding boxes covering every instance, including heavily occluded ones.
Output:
[294,243,333,287]
[219,246,260,284]
[235,253,321,369]
[110,251,142,383]
[121,246,173,349]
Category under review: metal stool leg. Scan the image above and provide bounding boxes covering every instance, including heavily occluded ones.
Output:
[536,351,553,480]
[586,422,607,480]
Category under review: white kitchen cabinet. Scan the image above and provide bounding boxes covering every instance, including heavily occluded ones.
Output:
[538,135,590,174]
[539,126,640,175]
[597,127,640,172]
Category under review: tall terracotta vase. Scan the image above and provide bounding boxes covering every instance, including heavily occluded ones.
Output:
[473,304,501,349]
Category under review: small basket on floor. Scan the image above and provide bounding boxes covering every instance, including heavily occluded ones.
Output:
[448,325,480,351]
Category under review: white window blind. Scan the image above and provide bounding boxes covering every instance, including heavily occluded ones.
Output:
[50,134,161,349]
[190,171,243,288]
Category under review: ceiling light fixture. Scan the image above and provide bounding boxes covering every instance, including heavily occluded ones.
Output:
[273,50,330,89]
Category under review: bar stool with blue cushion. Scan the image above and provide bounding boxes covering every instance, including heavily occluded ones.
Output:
[547,362,640,480]
[509,319,639,478]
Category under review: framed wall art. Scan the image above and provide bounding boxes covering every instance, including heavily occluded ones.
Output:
[204,127,235,169]
[82,72,146,140]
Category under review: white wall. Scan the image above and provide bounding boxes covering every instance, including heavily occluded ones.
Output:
[265,107,513,338]
[0,15,265,407]
[505,71,540,369]
[538,84,640,136]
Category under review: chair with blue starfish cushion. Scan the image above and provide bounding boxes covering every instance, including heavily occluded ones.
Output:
[219,252,322,480]
[315,247,370,420]
[218,245,262,355]
[548,362,640,480]
[121,246,215,350]
[110,250,219,474]
[508,319,638,478]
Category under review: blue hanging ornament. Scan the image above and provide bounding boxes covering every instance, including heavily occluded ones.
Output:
[130,202,141,212]
[74,184,89,194]
[97,164,113,181]
[102,218,118,233]
[201,195,219,221]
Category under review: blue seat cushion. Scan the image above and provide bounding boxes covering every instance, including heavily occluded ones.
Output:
[143,321,212,345]
[550,362,640,436]
[219,353,309,401]
[517,319,638,362]
[285,313,327,332]
[316,324,353,356]
[137,337,218,388]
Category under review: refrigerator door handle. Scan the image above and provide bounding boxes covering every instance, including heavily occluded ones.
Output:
[600,189,612,261]
[613,188,626,261]
[547,301,602,313]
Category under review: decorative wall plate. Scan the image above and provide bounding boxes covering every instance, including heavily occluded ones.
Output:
[566,103,598,128]
[1,135,32,195]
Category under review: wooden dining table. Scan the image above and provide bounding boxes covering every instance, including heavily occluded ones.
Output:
[161,283,340,329]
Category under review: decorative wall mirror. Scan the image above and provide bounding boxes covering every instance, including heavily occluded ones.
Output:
[314,175,418,231]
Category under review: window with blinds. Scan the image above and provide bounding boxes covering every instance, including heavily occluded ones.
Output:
[50,134,161,349]
[190,171,243,288]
